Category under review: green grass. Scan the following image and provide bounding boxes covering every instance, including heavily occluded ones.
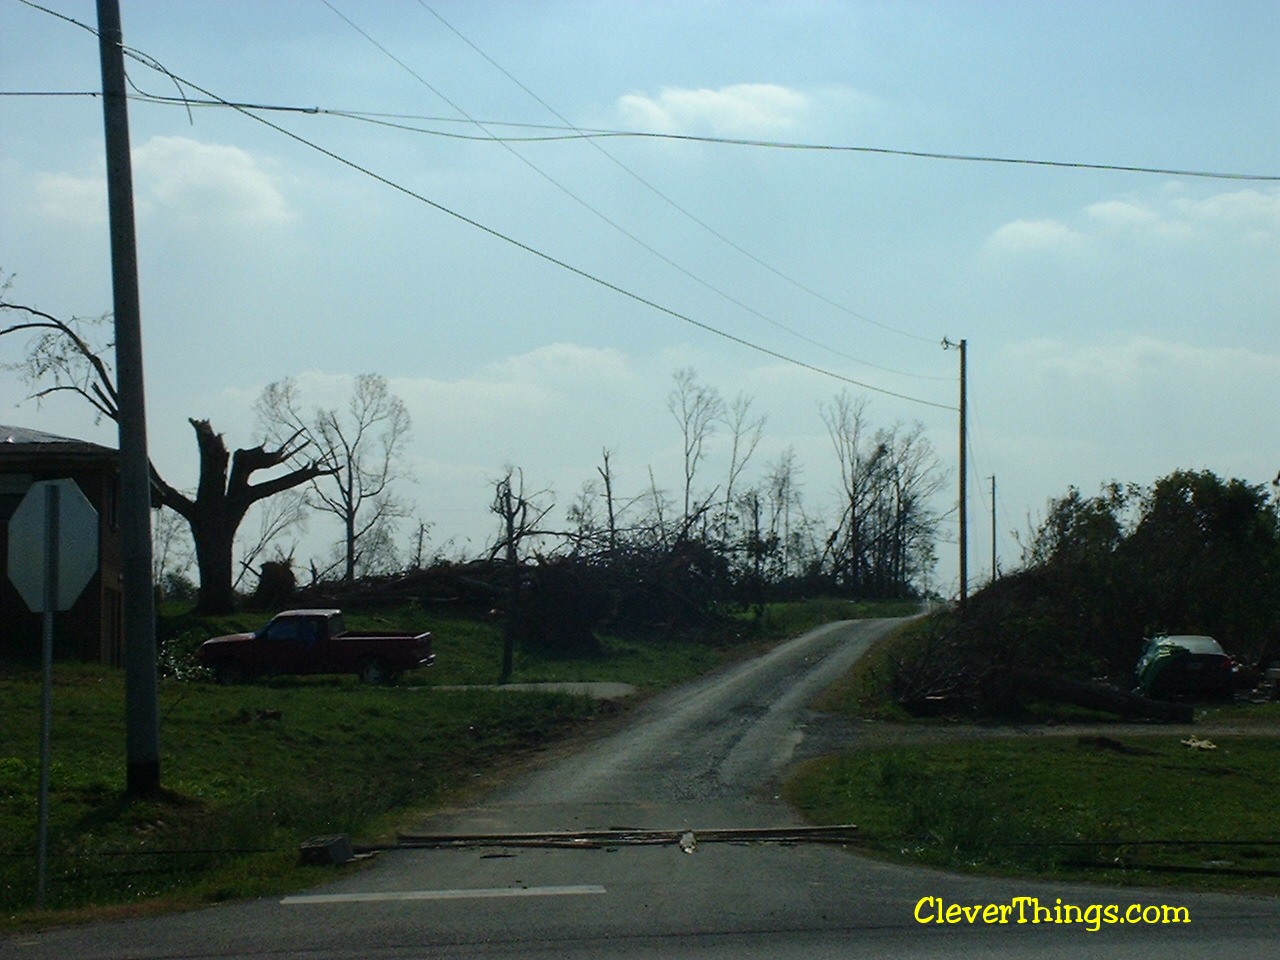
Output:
[755,598,922,640]
[786,734,1280,893]
[3,597,871,926]
[0,663,604,924]
[155,603,755,689]
[809,613,933,721]
[792,611,1280,892]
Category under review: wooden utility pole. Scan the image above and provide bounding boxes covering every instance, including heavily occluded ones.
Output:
[990,475,998,581]
[97,0,160,797]
[943,338,968,606]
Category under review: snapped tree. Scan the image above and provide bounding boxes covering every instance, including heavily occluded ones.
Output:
[0,299,331,613]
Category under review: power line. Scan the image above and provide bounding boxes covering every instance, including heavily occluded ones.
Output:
[318,0,938,381]
[414,0,940,348]
[16,1,955,412]
[7,87,1277,184]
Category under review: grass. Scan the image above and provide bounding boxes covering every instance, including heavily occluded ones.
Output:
[2,596,876,927]
[786,733,1280,893]
[790,616,1280,893]
[809,612,934,721]
[0,663,604,924]
[155,598,920,691]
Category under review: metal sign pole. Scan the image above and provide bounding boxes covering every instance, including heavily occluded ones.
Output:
[36,483,60,911]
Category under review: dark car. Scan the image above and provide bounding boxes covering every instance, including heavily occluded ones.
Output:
[1134,634,1235,700]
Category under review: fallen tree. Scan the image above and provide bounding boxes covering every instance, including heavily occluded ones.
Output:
[986,668,1194,723]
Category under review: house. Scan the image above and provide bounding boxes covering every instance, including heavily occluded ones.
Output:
[0,425,124,664]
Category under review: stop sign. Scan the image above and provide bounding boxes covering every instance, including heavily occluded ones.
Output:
[7,478,100,612]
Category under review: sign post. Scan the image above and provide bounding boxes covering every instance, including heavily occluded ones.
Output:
[7,478,99,910]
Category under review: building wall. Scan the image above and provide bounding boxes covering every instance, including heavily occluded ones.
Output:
[0,462,124,664]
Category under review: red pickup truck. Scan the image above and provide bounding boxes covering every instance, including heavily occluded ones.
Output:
[195,608,435,685]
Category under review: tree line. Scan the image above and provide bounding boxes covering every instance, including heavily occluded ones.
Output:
[0,291,948,623]
[888,468,1280,715]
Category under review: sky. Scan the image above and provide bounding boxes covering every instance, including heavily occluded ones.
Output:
[1,0,1278,598]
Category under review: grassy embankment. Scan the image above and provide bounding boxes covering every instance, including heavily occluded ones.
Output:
[787,615,1280,893]
[0,598,884,927]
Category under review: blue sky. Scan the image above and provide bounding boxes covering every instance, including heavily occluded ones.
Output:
[2,0,1278,595]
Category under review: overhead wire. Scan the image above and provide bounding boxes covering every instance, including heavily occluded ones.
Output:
[318,0,938,382]
[413,0,941,348]
[5,89,1277,182]
[134,57,957,409]
[14,0,953,409]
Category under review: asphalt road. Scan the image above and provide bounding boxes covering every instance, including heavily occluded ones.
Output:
[8,619,1279,959]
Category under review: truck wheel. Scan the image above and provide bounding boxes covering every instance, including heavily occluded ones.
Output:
[358,657,394,686]
[215,660,247,685]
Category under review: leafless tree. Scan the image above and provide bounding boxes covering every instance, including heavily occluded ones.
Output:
[718,392,765,542]
[597,447,619,553]
[407,518,434,571]
[257,373,412,581]
[151,505,194,598]
[820,390,945,596]
[821,391,880,590]
[667,368,724,523]
[489,467,555,682]
[764,446,803,579]
[233,490,309,590]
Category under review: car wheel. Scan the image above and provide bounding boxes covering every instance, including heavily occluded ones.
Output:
[358,657,394,685]
[215,660,247,685]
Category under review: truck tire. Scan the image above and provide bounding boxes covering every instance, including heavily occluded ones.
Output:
[215,660,247,685]
[358,657,395,686]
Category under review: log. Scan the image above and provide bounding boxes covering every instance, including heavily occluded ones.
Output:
[1002,668,1194,723]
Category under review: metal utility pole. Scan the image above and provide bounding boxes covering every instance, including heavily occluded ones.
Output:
[943,338,968,606]
[97,0,160,797]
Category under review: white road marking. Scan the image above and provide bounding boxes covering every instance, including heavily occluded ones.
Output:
[282,885,606,905]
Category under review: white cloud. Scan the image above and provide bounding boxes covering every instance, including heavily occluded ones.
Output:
[481,342,632,385]
[131,136,292,227]
[33,171,106,226]
[1170,188,1280,243]
[984,218,1084,256]
[1000,336,1280,469]
[1085,199,1160,229]
[617,83,810,136]
[988,186,1280,262]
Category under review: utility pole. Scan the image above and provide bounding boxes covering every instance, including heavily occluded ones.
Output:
[97,0,160,798]
[990,475,998,581]
[943,338,968,606]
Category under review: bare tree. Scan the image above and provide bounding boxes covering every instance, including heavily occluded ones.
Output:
[764,446,803,579]
[667,368,724,523]
[819,391,945,597]
[489,467,555,682]
[597,447,619,553]
[407,517,434,571]
[880,422,947,593]
[0,299,330,613]
[718,392,765,543]
[233,489,309,590]
[821,391,880,591]
[257,373,412,581]
[151,505,194,599]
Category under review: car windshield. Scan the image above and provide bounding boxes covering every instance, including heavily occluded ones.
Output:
[1162,636,1224,656]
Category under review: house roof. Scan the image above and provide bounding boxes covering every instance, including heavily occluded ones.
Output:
[0,424,117,465]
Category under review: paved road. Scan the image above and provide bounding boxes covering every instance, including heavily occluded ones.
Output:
[8,619,1280,959]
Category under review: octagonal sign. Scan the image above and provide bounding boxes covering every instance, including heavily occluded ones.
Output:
[7,479,99,612]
